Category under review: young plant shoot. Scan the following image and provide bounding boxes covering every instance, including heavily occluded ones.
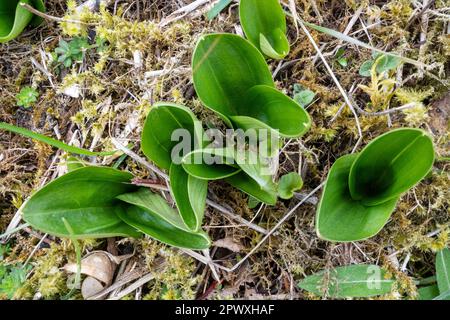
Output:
[239,0,290,59]
[316,128,435,242]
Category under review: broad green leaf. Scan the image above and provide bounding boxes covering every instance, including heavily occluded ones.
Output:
[206,0,233,20]
[418,284,439,300]
[226,171,277,205]
[0,0,45,43]
[169,164,208,231]
[181,148,241,180]
[349,128,435,206]
[436,248,450,298]
[116,189,211,250]
[141,103,203,170]
[0,121,116,156]
[278,172,303,199]
[298,264,394,298]
[433,289,450,300]
[316,154,398,242]
[192,33,274,127]
[232,85,311,138]
[239,0,289,59]
[22,166,141,239]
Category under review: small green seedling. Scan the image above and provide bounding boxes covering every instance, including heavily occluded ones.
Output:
[293,84,315,108]
[316,128,435,242]
[335,48,348,68]
[278,172,303,199]
[359,52,402,77]
[192,33,310,139]
[16,86,39,108]
[418,248,450,300]
[0,0,45,43]
[54,37,91,68]
[239,0,289,59]
[298,264,394,298]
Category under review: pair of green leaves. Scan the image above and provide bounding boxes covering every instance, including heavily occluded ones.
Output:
[239,0,289,59]
[192,33,310,139]
[316,128,435,242]
[419,248,450,300]
[0,0,45,43]
[359,52,402,77]
[298,264,394,298]
[141,103,208,233]
[21,165,211,249]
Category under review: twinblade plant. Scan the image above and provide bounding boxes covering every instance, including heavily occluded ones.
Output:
[192,33,310,139]
[316,128,434,242]
[298,264,394,298]
[141,103,208,232]
[239,0,289,59]
[0,0,45,43]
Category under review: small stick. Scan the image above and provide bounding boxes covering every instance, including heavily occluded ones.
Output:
[20,3,96,25]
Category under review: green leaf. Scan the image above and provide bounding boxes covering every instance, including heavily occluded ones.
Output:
[141,103,203,170]
[433,289,450,300]
[226,171,277,205]
[231,85,311,138]
[16,86,39,108]
[436,248,450,298]
[169,164,208,231]
[248,196,261,209]
[206,0,233,20]
[239,0,289,59]
[0,121,117,157]
[0,0,45,43]
[376,55,402,74]
[298,264,394,298]
[359,60,373,77]
[22,166,141,239]
[181,148,241,180]
[294,89,315,108]
[418,284,440,300]
[278,172,303,199]
[192,33,274,128]
[66,156,89,172]
[116,189,211,250]
[316,154,398,242]
[349,128,435,206]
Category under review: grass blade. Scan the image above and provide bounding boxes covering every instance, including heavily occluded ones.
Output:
[0,121,116,156]
[206,0,233,20]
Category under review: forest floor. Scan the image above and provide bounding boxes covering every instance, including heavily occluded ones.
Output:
[0,0,449,300]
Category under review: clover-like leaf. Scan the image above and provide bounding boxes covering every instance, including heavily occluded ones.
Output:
[349,128,435,206]
[116,188,211,250]
[22,166,141,239]
[298,264,394,298]
[0,0,45,43]
[316,154,398,242]
[278,172,303,199]
[239,0,289,59]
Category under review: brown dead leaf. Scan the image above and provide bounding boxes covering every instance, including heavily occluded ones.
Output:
[213,237,244,252]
